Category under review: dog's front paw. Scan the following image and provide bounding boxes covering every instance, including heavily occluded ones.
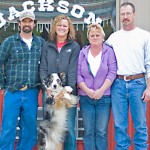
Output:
[64,93,71,100]
[64,86,73,93]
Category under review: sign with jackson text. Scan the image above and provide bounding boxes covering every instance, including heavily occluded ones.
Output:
[0,0,104,28]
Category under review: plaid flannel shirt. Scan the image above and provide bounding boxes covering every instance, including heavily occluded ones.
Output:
[0,33,45,92]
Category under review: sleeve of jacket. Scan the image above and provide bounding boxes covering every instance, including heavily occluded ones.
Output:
[39,42,49,81]
[77,49,85,85]
[106,46,117,82]
[67,41,80,95]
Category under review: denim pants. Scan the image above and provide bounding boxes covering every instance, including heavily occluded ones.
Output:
[64,106,77,150]
[42,92,77,150]
[80,95,111,150]
[0,88,38,150]
[111,77,148,150]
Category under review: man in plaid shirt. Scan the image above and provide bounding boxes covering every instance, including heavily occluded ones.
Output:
[0,10,44,150]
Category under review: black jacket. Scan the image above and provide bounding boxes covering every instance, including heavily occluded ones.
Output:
[40,39,80,95]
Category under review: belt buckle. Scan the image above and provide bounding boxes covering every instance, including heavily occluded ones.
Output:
[124,76,130,81]
[20,85,28,91]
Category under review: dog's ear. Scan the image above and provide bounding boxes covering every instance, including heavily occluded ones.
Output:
[58,72,66,87]
[42,75,53,89]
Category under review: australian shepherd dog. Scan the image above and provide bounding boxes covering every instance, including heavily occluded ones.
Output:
[38,72,78,150]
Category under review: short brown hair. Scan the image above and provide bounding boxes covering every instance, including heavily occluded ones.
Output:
[120,2,135,13]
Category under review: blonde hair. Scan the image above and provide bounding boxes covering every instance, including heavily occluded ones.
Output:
[49,14,75,41]
[87,23,105,38]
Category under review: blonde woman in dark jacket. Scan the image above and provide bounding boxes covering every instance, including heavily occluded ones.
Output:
[40,14,80,150]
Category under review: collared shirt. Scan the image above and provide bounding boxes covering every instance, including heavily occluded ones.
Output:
[106,27,150,77]
[0,33,45,92]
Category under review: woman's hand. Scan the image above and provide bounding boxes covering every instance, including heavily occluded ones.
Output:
[86,88,95,99]
[93,88,104,100]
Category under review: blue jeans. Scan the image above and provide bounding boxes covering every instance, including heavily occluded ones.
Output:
[64,107,77,150]
[111,78,148,150]
[0,88,38,150]
[80,95,111,150]
[42,92,77,150]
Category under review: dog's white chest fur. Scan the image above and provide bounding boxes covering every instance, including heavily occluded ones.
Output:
[45,107,67,150]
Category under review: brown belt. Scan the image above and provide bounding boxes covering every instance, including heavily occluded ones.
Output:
[116,73,145,81]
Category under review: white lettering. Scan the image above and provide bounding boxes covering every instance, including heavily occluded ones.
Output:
[8,6,20,20]
[0,13,6,28]
[84,12,95,24]
[57,0,69,14]
[38,0,54,11]
[96,17,102,24]
[0,0,103,29]
[70,5,85,18]
[22,0,35,12]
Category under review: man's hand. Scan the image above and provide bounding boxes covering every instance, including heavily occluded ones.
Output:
[142,88,150,102]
